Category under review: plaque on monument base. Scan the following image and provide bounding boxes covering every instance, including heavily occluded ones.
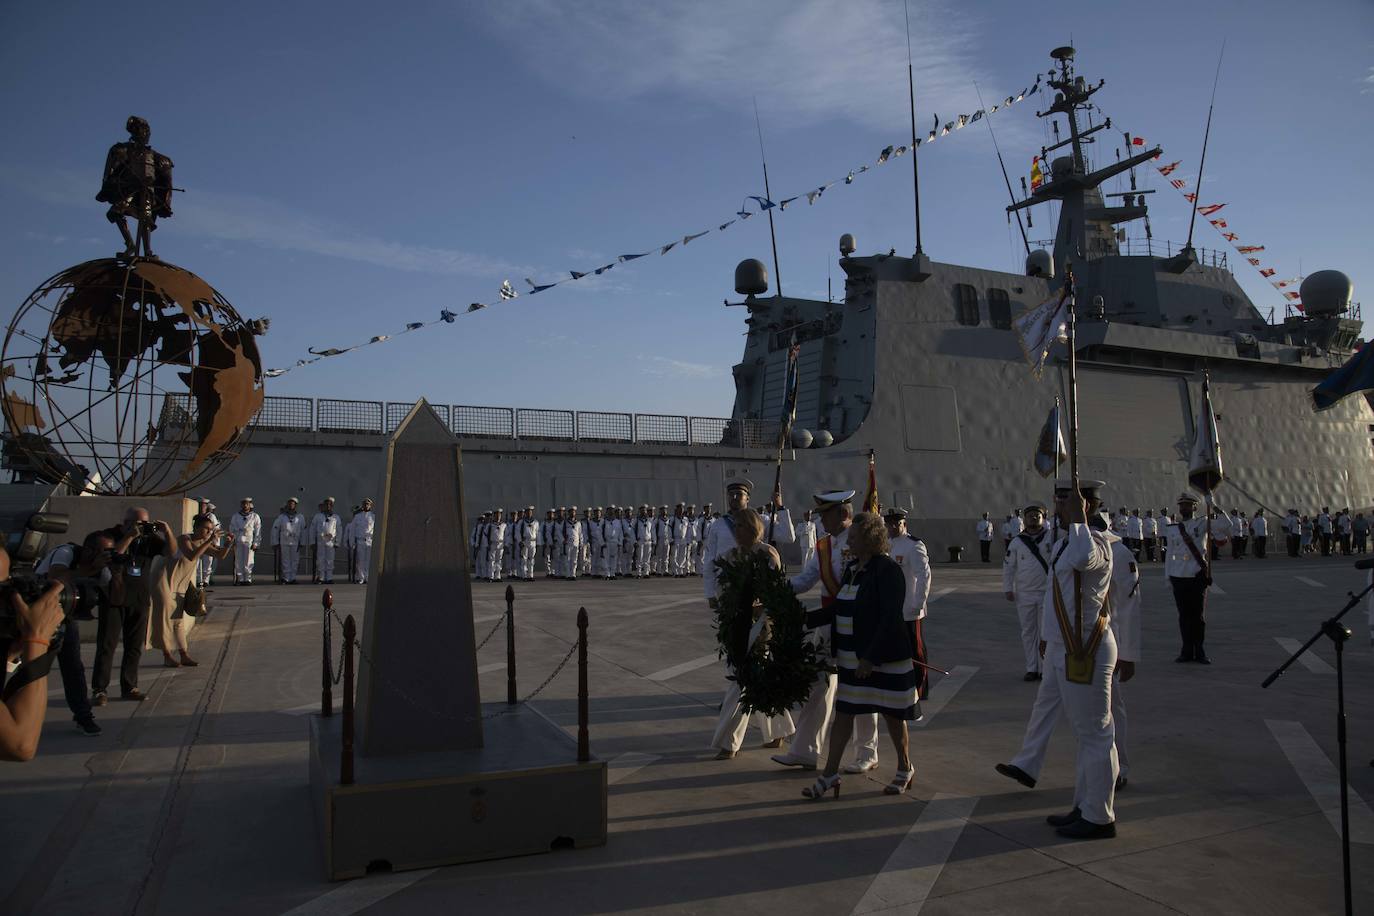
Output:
[309,706,606,880]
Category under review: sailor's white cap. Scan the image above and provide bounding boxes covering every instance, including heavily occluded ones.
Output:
[814,490,856,509]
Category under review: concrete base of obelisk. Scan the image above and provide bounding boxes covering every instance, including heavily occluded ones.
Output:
[308,706,606,880]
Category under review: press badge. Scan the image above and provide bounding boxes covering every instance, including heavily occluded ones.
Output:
[129,565,142,577]
[837,584,859,600]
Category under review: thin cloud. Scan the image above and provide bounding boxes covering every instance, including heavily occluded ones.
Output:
[477,0,1002,134]
[637,354,721,379]
[1363,66,1374,95]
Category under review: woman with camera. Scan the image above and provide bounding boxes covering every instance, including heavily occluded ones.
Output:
[151,514,229,668]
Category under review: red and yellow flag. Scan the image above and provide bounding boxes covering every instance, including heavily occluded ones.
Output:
[1030,157,1044,191]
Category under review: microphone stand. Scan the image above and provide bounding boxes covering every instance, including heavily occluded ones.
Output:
[1261,574,1370,916]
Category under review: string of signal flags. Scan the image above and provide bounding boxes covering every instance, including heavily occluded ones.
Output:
[263,74,1048,378]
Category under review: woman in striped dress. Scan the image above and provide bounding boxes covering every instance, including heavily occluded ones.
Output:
[803,512,918,799]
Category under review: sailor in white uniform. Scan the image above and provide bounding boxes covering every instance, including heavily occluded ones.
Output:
[517,507,538,580]
[310,498,342,585]
[562,508,583,579]
[270,498,304,584]
[1107,533,1141,790]
[196,497,220,586]
[651,506,671,576]
[486,508,507,583]
[229,498,261,585]
[1003,502,1052,681]
[797,510,818,571]
[977,512,994,562]
[1165,492,1228,663]
[349,498,376,584]
[588,507,608,578]
[670,504,691,577]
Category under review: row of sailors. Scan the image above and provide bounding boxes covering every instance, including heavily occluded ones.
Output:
[197,496,375,586]
[469,503,801,582]
[993,506,1271,564]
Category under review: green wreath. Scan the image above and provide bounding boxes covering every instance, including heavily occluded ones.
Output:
[713,549,826,717]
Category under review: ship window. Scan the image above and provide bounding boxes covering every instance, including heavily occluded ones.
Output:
[988,289,1012,329]
[953,284,979,326]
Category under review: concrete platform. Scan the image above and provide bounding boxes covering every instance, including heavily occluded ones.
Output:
[2,551,1373,915]
[309,707,606,879]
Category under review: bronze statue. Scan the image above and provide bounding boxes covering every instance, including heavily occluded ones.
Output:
[95,116,174,259]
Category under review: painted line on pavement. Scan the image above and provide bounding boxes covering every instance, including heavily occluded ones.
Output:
[1295,576,1326,588]
[607,751,660,786]
[1210,585,1227,596]
[231,620,318,637]
[646,653,720,682]
[277,868,437,916]
[478,662,505,674]
[1274,638,1334,675]
[913,666,978,728]
[604,596,703,618]
[850,794,980,915]
[928,587,957,602]
[1266,719,1374,844]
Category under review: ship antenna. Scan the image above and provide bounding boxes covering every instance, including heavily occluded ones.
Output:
[753,97,784,299]
[1184,40,1226,254]
[976,81,1030,257]
[904,0,924,255]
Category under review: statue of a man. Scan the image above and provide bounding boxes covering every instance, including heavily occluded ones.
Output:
[95,116,174,259]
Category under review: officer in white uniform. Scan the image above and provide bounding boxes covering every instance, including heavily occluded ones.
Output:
[1107,532,1141,790]
[229,498,261,585]
[310,498,342,585]
[1003,501,1052,681]
[797,510,818,571]
[270,498,304,584]
[348,498,376,584]
[976,512,994,562]
[196,497,220,586]
[1143,509,1158,562]
[1165,492,1228,663]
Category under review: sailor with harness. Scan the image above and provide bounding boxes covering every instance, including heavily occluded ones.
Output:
[1003,502,1052,681]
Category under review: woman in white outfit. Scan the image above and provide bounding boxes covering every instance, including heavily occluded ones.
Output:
[151,514,230,668]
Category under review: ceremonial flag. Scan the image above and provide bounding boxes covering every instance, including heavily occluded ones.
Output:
[1285,291,1301,300]
[1158,161,1181,176]
[1311,342,1374,411]
[1033,400,1068,478]
[1013,281,1073,378]
[439,309,458,323]
[570,270,587,280]
[404,322,424,331]
[1260,268,1276,277]
[878,145,894,163]
[1188,375,1224,493]
[780,336,800,430]
[682,231,709,245]
[1198,203,1225,216]
[618,252,648,262]
[1236,245,1264,254]
[861,450,879,514]
[718,219,736,230]
[1170,179,1187,189]
[499,280,518,300]
[1031,157,1044,191]
[971,109,984,122]
[779,197,798,210]
[466,302,485,313]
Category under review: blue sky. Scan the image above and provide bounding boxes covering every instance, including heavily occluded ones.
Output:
[3,0,1371,419]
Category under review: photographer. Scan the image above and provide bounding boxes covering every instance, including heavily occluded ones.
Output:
[0,546,67,761]
[90,508,173,705]
[151,514,228,667]
[36,530,120,736]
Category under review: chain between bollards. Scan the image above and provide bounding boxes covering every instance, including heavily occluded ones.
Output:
[577,607,589,763]
[505,585,517,705]
[321,589,334,717]
[341,613,356,786]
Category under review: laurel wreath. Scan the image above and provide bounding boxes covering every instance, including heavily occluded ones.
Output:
[713,549,825,717]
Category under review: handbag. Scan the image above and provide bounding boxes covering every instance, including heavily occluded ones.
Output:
[181,583,208,618]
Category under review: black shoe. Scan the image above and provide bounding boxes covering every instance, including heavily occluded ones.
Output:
[75,717,102,736]
[1023,671,1039,682]
[1175,652,1194,663]
[121,689,148,702]
[1194,653,1211,665]
[1115,774,1128,791]
[1046,807,1081,827]
[996,763,1037,788]
[1056,818,1116,840]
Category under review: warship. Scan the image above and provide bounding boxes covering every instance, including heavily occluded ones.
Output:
[9,47,1367,559]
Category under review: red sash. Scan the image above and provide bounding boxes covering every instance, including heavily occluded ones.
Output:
[817,535,841,607]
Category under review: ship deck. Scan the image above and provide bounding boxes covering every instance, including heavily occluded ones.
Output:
[4,553,1374,915]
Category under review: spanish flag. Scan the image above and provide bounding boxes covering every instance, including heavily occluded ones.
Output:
[862,450,879,514]
[1030,157,1044,191]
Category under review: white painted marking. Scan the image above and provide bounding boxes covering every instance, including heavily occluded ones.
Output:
[1275,638,1334,675]
[912,666,978,729]
[1296,576,1326,588]
[604,596,702,618]
[478,662,505,674]
[277,868,436,915]
[278,703,320,717]
[646,653,720,682]
[850,794,979,915]
[607,751,659,786]
[231,620,318,637]
[928,587,957,602]
[1266,719,1374,844]
[1210,585,1227,596]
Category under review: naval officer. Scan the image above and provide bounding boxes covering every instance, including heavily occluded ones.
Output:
[1165,492,1228,664]
[976,512,994,562]
[229,498,261,586]
[1003,502,1052,681]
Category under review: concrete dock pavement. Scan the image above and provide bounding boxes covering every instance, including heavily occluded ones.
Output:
[1,554,1371,914]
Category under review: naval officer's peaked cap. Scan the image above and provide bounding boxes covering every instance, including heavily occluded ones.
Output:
[1053,478,1106,497]
[1176,492,1201,505]
[726,479,754,493]
[1024,501,1048,514]
[814,490,856,509]
[882,507,909,520]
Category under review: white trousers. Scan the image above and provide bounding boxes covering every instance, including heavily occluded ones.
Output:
[562,548,579,579]
[198,553,215,586]
[799,546,816,573]
[317,543,336,582]
[670,542,689,576]
[785,669,838,765]
[635,542,653,577]
[487,544,505,581]
[542,545,557,577]
[581,543,592,574]
[234,543,255,582]
[278,543,299,583]
[620,542,634,575]
[1112,672,1129,778]
[712,679,796,752]
[652,542,669,575]
[1050,634,1118,824]
[851,714,882,767]
[1016,594,1044,674]
[603,544,619,577]
[521,543,537,579]
[355,543,372,583]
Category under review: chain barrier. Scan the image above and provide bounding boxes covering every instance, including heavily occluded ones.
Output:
[326,607,576,722]
[475,610,507,650]
[323,605,347,686]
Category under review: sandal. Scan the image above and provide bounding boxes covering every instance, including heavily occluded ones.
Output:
[714,749,737,760]
[162,653,180,668]
[179,653,199,668]
[884,768,915,796]
[802,773,842,800]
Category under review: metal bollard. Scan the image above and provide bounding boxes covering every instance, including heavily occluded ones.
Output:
[505,585,517,705]
[341,614,356,786]
[321,589,334,717]
[577,607,589,763]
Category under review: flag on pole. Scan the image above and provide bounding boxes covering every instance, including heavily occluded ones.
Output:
[1012,281,1073,378]
[1033,401,1069,478]
[1158,161,1181,176]
[1188,375,1224,494]
[779,335,801,438]
[862,450,879,514]
[1030,157,1044,191]
[1197,203,1226,216]
[1311,343,1374,411]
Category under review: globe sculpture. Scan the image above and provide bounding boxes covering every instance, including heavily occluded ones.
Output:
[1,257,265,496]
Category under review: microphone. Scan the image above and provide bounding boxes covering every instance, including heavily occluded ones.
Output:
[1353,557,1374,570]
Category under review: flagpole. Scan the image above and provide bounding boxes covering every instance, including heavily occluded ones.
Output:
[1064,265,1082,647]
[903,0,923,255]
[753,98,784,300]
[1185,41,1226,254]
[976,82,1030,257]
[768,334,800,545]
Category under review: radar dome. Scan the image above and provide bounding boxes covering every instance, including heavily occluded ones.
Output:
[1026,249,1054,278]
[839,233,856,257]
[734,259,769,297]
[791,428,814,449]
[1299,270,1352,317]
[1051,156,1074,180]
[812,430,834,448]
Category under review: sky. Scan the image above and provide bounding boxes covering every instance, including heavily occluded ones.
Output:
[3,0,1372,421]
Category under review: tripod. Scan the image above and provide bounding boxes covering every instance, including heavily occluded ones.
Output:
[1262,578,1369,916]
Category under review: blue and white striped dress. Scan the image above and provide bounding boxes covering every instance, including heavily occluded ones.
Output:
[833,561,919,719]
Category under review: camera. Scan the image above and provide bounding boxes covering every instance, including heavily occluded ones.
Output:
[136,521,156,536]
[0,508,72,648]
[0,575,76,647]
